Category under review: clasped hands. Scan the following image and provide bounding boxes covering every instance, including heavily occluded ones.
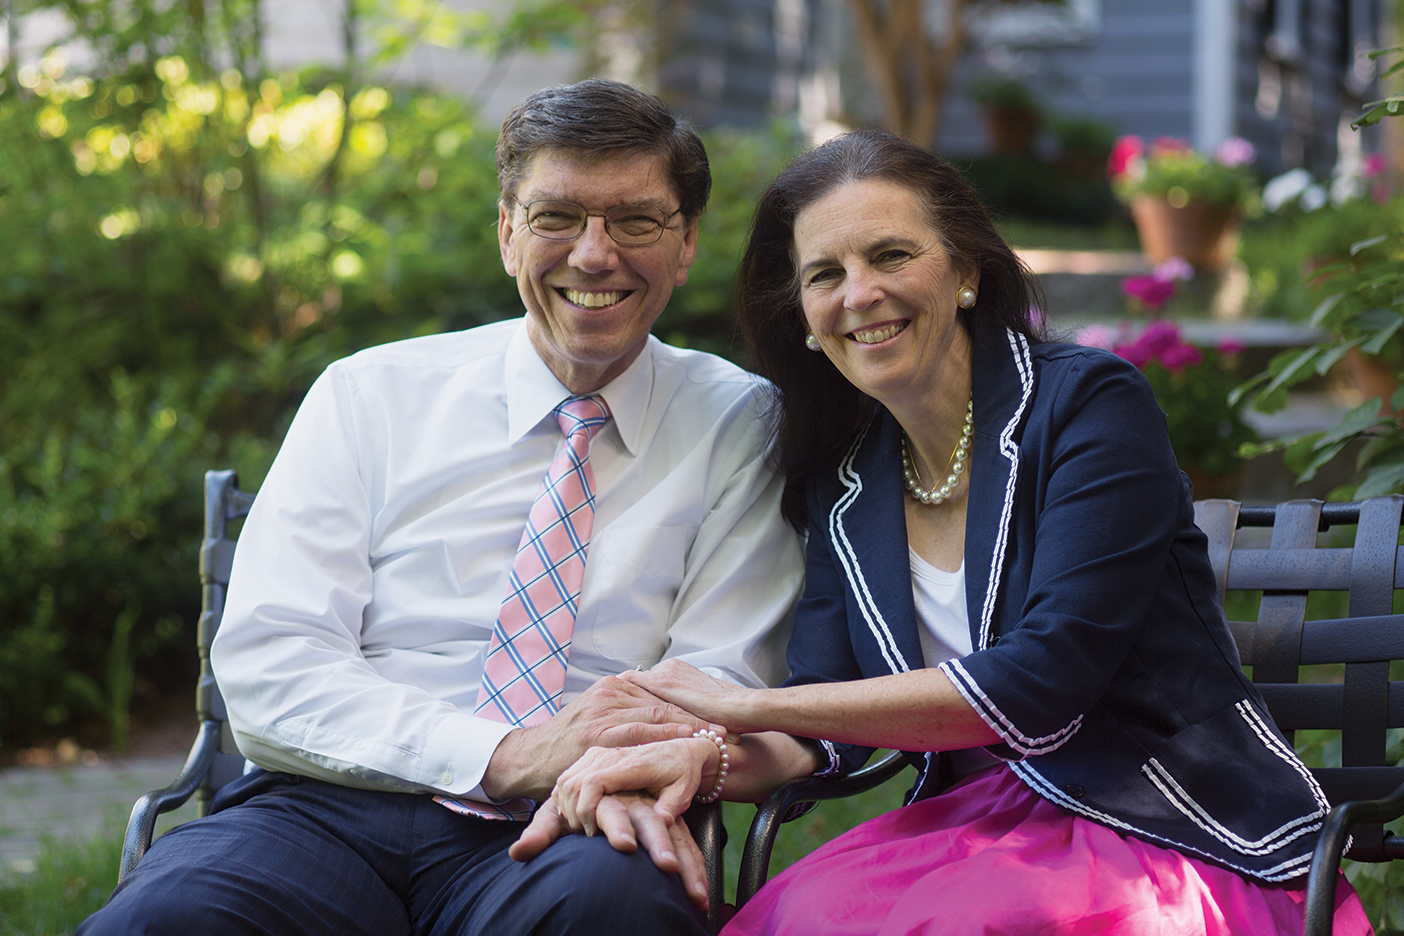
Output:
[507,661,747,911]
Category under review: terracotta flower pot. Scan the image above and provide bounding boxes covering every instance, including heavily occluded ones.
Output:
[1129,195,1240,271]
[982,107,1042,155]
[1344,346,1401,417]
[1184,462,1245,501]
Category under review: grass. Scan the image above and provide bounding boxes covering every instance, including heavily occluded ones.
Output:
[716,768,905,907]
[0,781,902,932]
[0,815,122,936]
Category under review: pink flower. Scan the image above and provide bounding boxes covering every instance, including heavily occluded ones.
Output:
[1121,275,1176,310]
[1215,337,1246,356]
[1214,136,1255,167]
[1138,321,1183,357]
[1363,153,1388,177]
[1076,324,1119,351]
[1152,257,1194,283]
[1115,340,1153,369]
[1158,343,1204,374]
[1107,135,1143,179]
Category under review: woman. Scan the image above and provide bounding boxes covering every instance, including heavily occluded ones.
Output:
[515,130,1373,934]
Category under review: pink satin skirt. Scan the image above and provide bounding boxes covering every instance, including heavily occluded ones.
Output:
[723,765,1375,936]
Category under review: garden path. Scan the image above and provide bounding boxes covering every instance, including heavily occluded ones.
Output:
[0,753,195,875]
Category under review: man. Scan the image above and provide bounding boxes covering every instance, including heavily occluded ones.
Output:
[81,79,803,935]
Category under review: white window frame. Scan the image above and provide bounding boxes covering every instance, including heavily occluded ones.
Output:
[962,0,1103,48]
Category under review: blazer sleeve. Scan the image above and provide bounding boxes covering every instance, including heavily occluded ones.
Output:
[939,351,1185,759]
[781,482,877,777]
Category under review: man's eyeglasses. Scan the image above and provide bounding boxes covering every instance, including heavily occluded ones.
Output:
[510,197,683,246]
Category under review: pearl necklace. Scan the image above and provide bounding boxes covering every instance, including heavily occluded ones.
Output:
[901,399,973,506]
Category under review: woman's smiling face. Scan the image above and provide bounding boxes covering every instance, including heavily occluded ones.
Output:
[793,178,978,409]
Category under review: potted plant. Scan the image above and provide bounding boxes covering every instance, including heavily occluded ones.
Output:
[1234,45,1404,499]
[1050,113,1117,181]
[1260,154,1402,412]
[969,72,1044,155]
[1079,318,1254,494]
[1107,134,1259,270]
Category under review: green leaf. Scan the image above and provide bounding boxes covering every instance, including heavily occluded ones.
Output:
[1317,399,1391,447]
[1351,95,1404,129]
[1355,460,1404,498]
[1252,384,1290,415]
[1359,314,1404,356]
[1260,346,1323,400]
[1308,293,1345,329]
[1351,234,1390,256]
[63,671,109,718]
[1238,438,1286,458]
[1283,432,1335,481]
[1315,342,1357,374]
[1228,370,1269,406]
[1364,45,1404,63]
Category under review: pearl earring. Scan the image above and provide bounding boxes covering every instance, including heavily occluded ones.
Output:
[805,332,822,352]
[957,286,977,309]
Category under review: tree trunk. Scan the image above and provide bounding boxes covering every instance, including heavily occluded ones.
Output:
[844,0,969,147]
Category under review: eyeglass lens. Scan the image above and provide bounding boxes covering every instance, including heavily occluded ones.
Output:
[523,200,675,245]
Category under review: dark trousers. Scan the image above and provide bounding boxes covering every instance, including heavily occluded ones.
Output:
[79,769,706,936]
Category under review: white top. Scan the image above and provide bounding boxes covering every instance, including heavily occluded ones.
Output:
[910,550,999,779]
[909,549,972,667]
[211,318,805,802]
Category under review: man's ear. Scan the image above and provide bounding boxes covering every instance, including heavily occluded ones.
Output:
[674,216,700,288]
[499,201,518,276]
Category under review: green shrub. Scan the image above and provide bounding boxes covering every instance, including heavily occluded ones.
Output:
[0,57,520,749]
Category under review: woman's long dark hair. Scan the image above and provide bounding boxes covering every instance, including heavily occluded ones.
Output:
[736,129,1045,530]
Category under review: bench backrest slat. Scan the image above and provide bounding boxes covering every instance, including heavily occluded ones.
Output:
[1194,495,1404,862]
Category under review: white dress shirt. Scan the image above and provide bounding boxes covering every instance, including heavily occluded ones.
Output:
[211,318,804,802]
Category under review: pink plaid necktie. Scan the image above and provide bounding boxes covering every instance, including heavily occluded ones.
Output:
[437,394,610,821]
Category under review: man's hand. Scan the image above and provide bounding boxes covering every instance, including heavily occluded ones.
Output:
[552,738,716,835]
[510,793,710,912]
[481,673,725,801]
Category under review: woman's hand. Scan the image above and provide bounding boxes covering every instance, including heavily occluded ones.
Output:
[621,659,760,731]
[510,791,710,911]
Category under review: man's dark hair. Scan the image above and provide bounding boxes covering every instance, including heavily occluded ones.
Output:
[736,129,1046,530]
[497,78,712,218]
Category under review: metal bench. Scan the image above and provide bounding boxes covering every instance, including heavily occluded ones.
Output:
[118,469,728,932]
[736,497,1404,936]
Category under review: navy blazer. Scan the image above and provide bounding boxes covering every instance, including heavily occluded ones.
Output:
[787,329,1328,882]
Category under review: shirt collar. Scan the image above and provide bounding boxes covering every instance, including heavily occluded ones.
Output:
[504,319,653,456]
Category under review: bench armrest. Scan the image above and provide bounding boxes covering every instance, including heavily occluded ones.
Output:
[119,720,222,882]
[736,750,910,908]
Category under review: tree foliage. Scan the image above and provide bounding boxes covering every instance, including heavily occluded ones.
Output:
[1235,47,1404,501]
[0,0,797,753]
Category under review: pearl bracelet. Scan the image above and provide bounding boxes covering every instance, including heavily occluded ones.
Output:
[692,728,729,804]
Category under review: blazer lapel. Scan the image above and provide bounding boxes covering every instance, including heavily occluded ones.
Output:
[826,411,926,676]
[965,329,1036,651]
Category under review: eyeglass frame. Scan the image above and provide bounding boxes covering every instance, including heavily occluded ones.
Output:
[505,195,685,246]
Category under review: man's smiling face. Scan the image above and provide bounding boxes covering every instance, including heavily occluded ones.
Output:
[499,148,699,394]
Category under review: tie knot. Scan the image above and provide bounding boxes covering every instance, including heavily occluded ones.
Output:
[554,395,611,442]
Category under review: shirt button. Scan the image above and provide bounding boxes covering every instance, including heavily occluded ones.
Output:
[440,771,453,785]
[1063,783,1085,799]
